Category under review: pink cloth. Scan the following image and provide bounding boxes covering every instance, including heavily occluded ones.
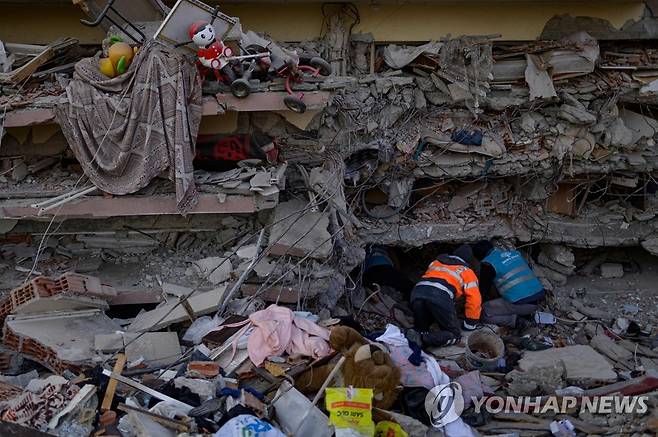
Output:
[246,305,331,366]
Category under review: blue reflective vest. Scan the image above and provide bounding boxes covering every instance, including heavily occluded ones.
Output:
[483,249,543,303]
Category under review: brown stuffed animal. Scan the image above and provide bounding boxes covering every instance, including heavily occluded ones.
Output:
[295,326,401,409]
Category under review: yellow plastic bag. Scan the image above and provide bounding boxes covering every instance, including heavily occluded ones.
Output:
[325,387,375,437]
[375,421,408,437]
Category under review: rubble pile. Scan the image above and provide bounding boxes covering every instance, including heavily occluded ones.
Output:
[2,0,658,435]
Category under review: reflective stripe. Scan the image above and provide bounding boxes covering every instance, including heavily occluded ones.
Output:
[416,281,455,299]
[447,255,466,264]
[464,282,478,290]
[498,274,537,293]
[426,265,465,287]
[496,265,529,283]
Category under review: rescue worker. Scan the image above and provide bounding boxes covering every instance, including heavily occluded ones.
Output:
[407,252,482,347]
[362,245,414,298]
[472,240,544,327]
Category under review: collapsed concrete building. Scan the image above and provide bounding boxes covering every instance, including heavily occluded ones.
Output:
[1,0,658,435]
[3,0,658,308]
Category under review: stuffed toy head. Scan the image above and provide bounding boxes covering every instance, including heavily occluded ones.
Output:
[295,326,401,409]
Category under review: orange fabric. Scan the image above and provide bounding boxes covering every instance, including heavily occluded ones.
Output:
[422,261,482,319]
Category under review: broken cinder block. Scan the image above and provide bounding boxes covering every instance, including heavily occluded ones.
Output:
[518,345,617,385]
[0,272,116,327]
[3,309,122,374]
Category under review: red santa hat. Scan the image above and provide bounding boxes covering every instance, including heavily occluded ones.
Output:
[188,21,210,39]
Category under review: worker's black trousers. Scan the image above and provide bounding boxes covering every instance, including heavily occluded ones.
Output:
[411,287,461,347]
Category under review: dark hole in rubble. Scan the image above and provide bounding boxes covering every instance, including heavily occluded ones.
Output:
[106,303,159,319]
[350,243,466,284]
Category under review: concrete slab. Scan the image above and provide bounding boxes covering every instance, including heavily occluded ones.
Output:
[590,333,634,364]
[162,283,193,298]
[125,332,182,367]
[240,283,299,303]
[4,309,121,372]
[94,333,124,353]
[13,295,108,315]
[193,257,232,285]
[3,108,57,127]
[3,92,327,129]
[215,91,330,112]
[518,345,617,384]
[267,199,333,259]
[0,194,266,219]
[127,286,227,332]
[109,290,163,306]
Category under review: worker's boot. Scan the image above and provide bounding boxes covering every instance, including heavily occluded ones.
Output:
[419,330,460,348]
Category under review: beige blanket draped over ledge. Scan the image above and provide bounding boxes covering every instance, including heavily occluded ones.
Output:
[56,40,202,213]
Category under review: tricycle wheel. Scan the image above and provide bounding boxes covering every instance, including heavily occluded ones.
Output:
[284,95,306,113]
[310,57,332,76]
[244,44,268,55]
[231,78,251,98]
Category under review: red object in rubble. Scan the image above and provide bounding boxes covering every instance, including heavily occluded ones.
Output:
[195,133,278,170]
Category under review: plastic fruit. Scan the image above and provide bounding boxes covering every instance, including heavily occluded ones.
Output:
[108,42,134,67]
[99,57,116,78]
[116,56,128,74]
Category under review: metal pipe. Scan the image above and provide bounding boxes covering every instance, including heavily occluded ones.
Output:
[80,0,116,26]
[292,355,346,435]
[31,185,96,209]
[224,53,270,62]
[217,228,265,313]
[38,186,97,216]
[101,369,193,412]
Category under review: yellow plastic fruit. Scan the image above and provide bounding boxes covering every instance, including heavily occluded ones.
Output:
[108,42,134,66]
[99,57,116,78]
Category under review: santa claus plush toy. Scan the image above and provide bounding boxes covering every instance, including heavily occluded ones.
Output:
[189,21,233,71]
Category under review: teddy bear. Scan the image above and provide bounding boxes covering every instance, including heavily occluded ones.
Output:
[295,326,401,409]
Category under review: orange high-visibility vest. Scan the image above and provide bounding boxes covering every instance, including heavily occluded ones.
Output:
[422,260,482,320]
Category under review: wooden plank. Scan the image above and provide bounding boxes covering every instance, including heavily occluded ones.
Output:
[0,38,76,85]
[101,353,127,411]
[0,46,55,85]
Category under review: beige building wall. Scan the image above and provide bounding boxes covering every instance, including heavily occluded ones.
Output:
[0,1,646,45]
[224,1,645,42]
